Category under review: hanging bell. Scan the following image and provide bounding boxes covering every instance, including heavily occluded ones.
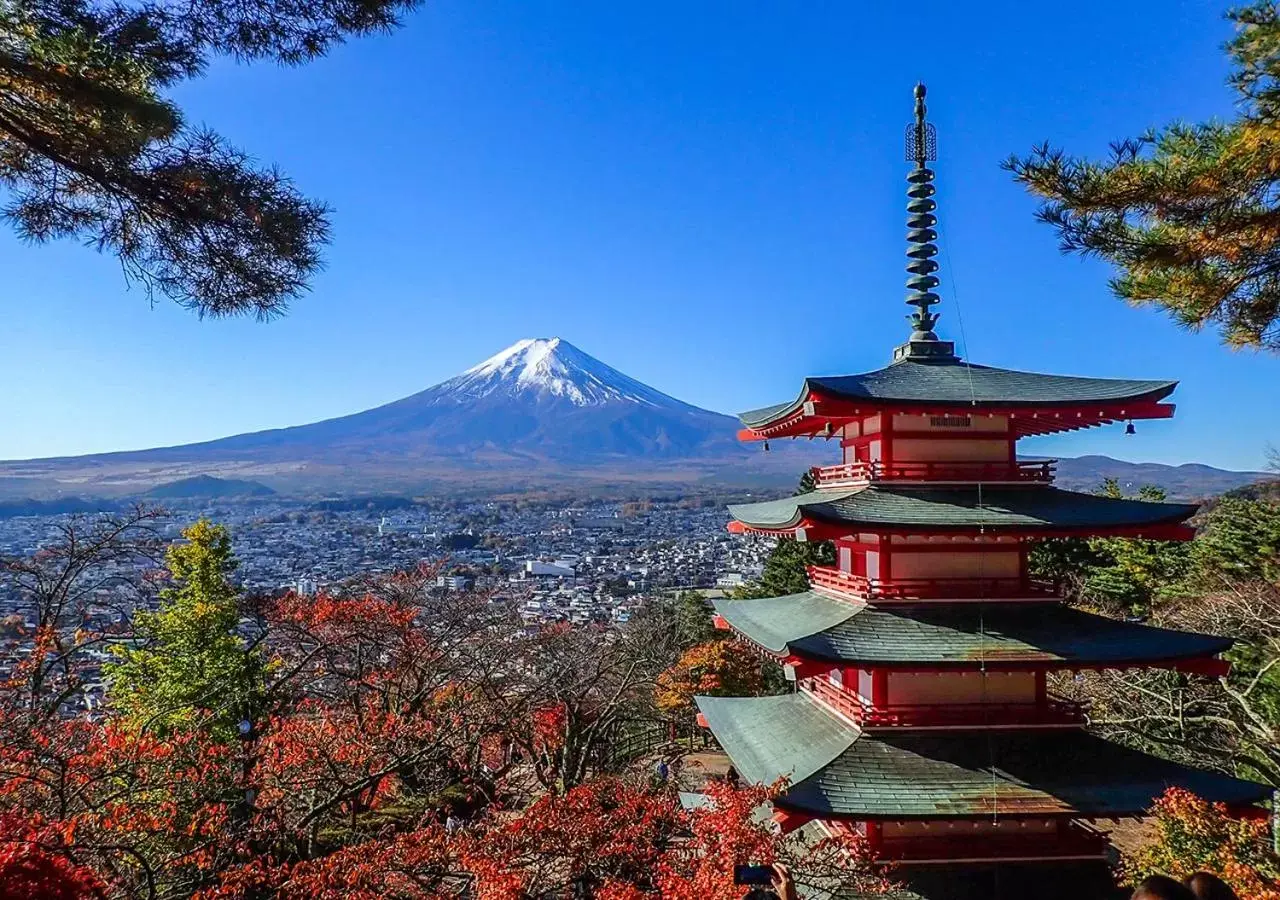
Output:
[1124,421,1136,436]
[763,440,770,452]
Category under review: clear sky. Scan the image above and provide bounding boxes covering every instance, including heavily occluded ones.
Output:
[2,0,1277,470]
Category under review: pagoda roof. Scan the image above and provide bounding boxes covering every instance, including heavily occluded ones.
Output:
[739,358,1176,430]
[712,593,1232,668]
[696,694,1269,819]
[727,485,1196,535]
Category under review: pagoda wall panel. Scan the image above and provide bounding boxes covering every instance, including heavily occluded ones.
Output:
[891,437,1010,463]
[887,671,1036,706]
[856,668,873,704]
[891,549,1020,578]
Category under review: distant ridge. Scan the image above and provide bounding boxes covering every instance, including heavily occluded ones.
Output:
[146,475,276,499]
[1049,455,1268,499]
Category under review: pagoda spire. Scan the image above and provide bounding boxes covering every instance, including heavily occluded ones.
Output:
[894,83,957,362]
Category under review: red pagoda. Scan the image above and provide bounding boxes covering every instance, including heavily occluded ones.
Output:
[696,85,1270,898]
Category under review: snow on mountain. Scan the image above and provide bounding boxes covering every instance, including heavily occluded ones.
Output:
[9,338,750,478]
[439,337,692,408]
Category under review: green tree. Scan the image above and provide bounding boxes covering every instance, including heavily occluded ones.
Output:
[1,0,419,318]
[1192,495,1280,585]
[666,590,717,650]
[107,519,260,739]
[735,537,836,599]
[735,471,836,599]
[1030,479,1189,615]
[1006,2,1280,351]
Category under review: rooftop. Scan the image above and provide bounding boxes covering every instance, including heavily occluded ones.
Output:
[726,484,1197,536]
[712,592,1232,668]
[696,693,1269,820]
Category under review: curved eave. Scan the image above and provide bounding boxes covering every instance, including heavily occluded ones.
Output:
[738,373,1178,440]
[713,594,1234,671]
[727,486,1198,540]
[698,693,1270,822]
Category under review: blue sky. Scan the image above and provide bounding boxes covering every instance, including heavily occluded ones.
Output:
[2,0,1277,470]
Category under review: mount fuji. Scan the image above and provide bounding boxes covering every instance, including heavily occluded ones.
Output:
[1,338,785,496]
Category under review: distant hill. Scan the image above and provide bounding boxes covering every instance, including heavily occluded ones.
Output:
[145,475,276,499]
[1049,455,1269,500]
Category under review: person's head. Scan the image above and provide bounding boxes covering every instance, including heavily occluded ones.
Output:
[1132,875,1197,900]
[1184,872,1238,900]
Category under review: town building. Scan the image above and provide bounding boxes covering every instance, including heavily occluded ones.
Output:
[695,85,1270,899]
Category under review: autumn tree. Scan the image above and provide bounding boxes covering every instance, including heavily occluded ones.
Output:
[107,519,261,741]
[1122,788,1280,900]
[0,0,421,318]
[1006,2,1280,351]
[203,778,889,900]
[499,621,673,793]
[0,505,163,716]
[655,640,767,717]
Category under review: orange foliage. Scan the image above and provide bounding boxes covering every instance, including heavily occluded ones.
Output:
[655,640,765,716]
[1123,787,1280,900]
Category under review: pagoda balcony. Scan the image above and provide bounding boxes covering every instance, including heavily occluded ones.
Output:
[809,459,1056,488]
[875,826,1108,864]
[807,565,1057,602]
[803,678,1088,729]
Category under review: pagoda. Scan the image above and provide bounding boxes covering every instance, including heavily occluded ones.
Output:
[696,86,1270,898]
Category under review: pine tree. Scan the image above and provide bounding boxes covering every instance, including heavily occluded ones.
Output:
[0,0,419,318]
[1192,495,1280,585]
[1006,2,1280,351]
[107,519,260,739]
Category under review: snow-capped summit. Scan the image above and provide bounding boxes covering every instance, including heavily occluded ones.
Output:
[440,337,692,408]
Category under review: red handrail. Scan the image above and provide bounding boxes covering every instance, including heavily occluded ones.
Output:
[803,678,1087,728]
[811,459,1056,488]
[807,565,1057,601]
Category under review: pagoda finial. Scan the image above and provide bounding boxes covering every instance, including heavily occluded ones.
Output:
[894,83,956,363]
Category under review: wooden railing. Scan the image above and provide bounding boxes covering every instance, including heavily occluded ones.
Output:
[810,459,1055,488]
[804,678,1087,729]
[807,565,1057,601]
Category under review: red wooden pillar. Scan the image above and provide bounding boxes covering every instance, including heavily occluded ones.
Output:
[872,669,889,708]
[866,820,883,852]
[882,411,895,472]
[1034,670,1047,707]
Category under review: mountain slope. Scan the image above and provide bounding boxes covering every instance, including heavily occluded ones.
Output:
[119,337,742,463]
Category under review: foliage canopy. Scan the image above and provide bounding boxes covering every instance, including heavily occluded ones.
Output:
[1007,2,1280,350]
[0,0,419,318]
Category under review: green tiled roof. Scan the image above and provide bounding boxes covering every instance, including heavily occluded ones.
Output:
[726,485,1197,532]
[713,592,859,654]
[697,694,1271,819]
[712,593,1233,666]
[694,694,854,786]
[739,359,1176,428]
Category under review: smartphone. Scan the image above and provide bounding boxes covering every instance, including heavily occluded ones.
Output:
[733,864,774,885]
